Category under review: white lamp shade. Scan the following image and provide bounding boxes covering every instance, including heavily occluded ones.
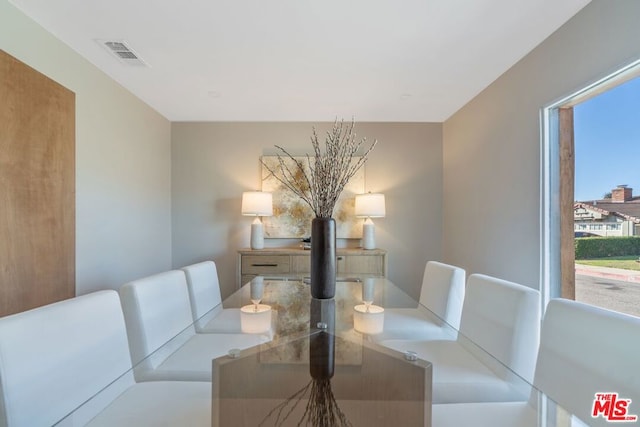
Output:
[355,193,385,218]
[242,191,273,216]
[353,304,385,335]
[240,304,272,333]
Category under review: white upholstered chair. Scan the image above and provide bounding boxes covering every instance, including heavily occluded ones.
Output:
[119,270,268,382]
[371,261,465,342]
[382,274,540,404]
[432,298,640,427]
[0,291,211,427]
[181,260,242,333]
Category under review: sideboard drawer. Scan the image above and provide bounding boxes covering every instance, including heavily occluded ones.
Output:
[241,255,290,275]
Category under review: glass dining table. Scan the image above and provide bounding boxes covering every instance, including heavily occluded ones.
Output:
[58,275,587,427]
[212,276,433,426]
[210,275,583,427]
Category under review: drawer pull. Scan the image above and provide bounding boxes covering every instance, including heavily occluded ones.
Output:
[251,263,279,267]
[337,256,344,261]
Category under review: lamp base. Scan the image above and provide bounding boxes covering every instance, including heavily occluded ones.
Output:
[362,219,375,250]
[250,218,264,249]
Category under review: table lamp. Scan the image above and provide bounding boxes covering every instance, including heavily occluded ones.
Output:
[353,304,385,335]
[240,304,272,333]
[241,191,272,250]
[240,276,272,334]
[354,278,384,335]
[355,192,385,250]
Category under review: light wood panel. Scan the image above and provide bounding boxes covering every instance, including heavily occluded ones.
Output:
[0,50,75,316]
[559,107,575,300]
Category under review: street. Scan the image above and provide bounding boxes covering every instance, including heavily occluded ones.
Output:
[576,274,640,318]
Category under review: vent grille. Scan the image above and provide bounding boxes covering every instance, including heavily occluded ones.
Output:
[96,39,147,67]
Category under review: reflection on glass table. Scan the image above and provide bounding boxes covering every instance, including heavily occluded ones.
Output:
[51,275,619,427]
[217,276,608,427]
[221,275,421,341]
[213,296,431,426]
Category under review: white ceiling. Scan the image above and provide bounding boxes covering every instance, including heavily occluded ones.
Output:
[10,0,591,122]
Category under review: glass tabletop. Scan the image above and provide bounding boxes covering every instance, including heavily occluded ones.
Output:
[55,275,592,427]
[218,275,422,339]
[212,276,583,427]
[213,277,432,426]
[213,330,431,426]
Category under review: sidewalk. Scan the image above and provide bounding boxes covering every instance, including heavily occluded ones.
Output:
[575,263,640,284]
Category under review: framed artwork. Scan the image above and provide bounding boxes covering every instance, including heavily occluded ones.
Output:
[261,156,364,238]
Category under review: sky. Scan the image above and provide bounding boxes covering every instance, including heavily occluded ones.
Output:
[574,75,640,202]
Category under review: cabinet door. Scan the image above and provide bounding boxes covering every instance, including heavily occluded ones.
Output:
[290,254,311,274]
[339,255,384,275]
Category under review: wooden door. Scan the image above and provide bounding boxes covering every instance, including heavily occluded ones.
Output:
[0,50,75,316]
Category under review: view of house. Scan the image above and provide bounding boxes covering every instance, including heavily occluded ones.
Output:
[575,185,640,237]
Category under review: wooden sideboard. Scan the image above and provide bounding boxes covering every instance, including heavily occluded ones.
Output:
[237,248,387,288]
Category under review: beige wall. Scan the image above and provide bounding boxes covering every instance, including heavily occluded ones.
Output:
[9,0,634,299]
[171,122,442,298]
[1,0,173,294]
[443,0,640,288]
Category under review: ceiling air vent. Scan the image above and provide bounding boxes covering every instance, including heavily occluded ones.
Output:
[96,39,148,67]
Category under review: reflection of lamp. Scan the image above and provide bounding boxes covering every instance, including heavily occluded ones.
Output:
[362,277,375,311]
[241,191,272,250]
[354,304,385,334]
[240,304,272,333]
[355,277,384,334]
[355,193,385,250]
[250,276,264,310]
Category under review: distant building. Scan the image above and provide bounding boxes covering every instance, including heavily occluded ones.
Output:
[574,185,640,237]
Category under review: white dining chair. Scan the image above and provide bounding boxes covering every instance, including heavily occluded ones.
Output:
[371,261,465,342]
[119,270,268,382]
[382,273,540,404]
[182,260,243,333]
[0,291,211,427]
[432,298,640,427]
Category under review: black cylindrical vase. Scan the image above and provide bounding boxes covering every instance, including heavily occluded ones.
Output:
[310,217,336,299]
[309,331,335,380]
[309,298,335,379]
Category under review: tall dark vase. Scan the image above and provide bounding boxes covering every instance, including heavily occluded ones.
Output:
[309,298,336,379]
[310,217,336,299]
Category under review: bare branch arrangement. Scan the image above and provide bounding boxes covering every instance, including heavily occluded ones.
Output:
[258,378,352,427]
[261,119,377,218]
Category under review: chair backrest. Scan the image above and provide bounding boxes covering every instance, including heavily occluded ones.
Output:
[0,291,132,427]
[459,274,540,383]
[418,261,466,329]
[119,270,195,365]
[182,260,223,322]
[534,299,640,424]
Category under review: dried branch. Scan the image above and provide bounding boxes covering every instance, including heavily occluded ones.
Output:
[258,378,352,427]
[261,119,377,218]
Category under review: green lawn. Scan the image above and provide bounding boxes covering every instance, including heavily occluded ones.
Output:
[575,255,640,271]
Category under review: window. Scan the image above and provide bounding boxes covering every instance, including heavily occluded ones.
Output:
[542,59,640,318]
